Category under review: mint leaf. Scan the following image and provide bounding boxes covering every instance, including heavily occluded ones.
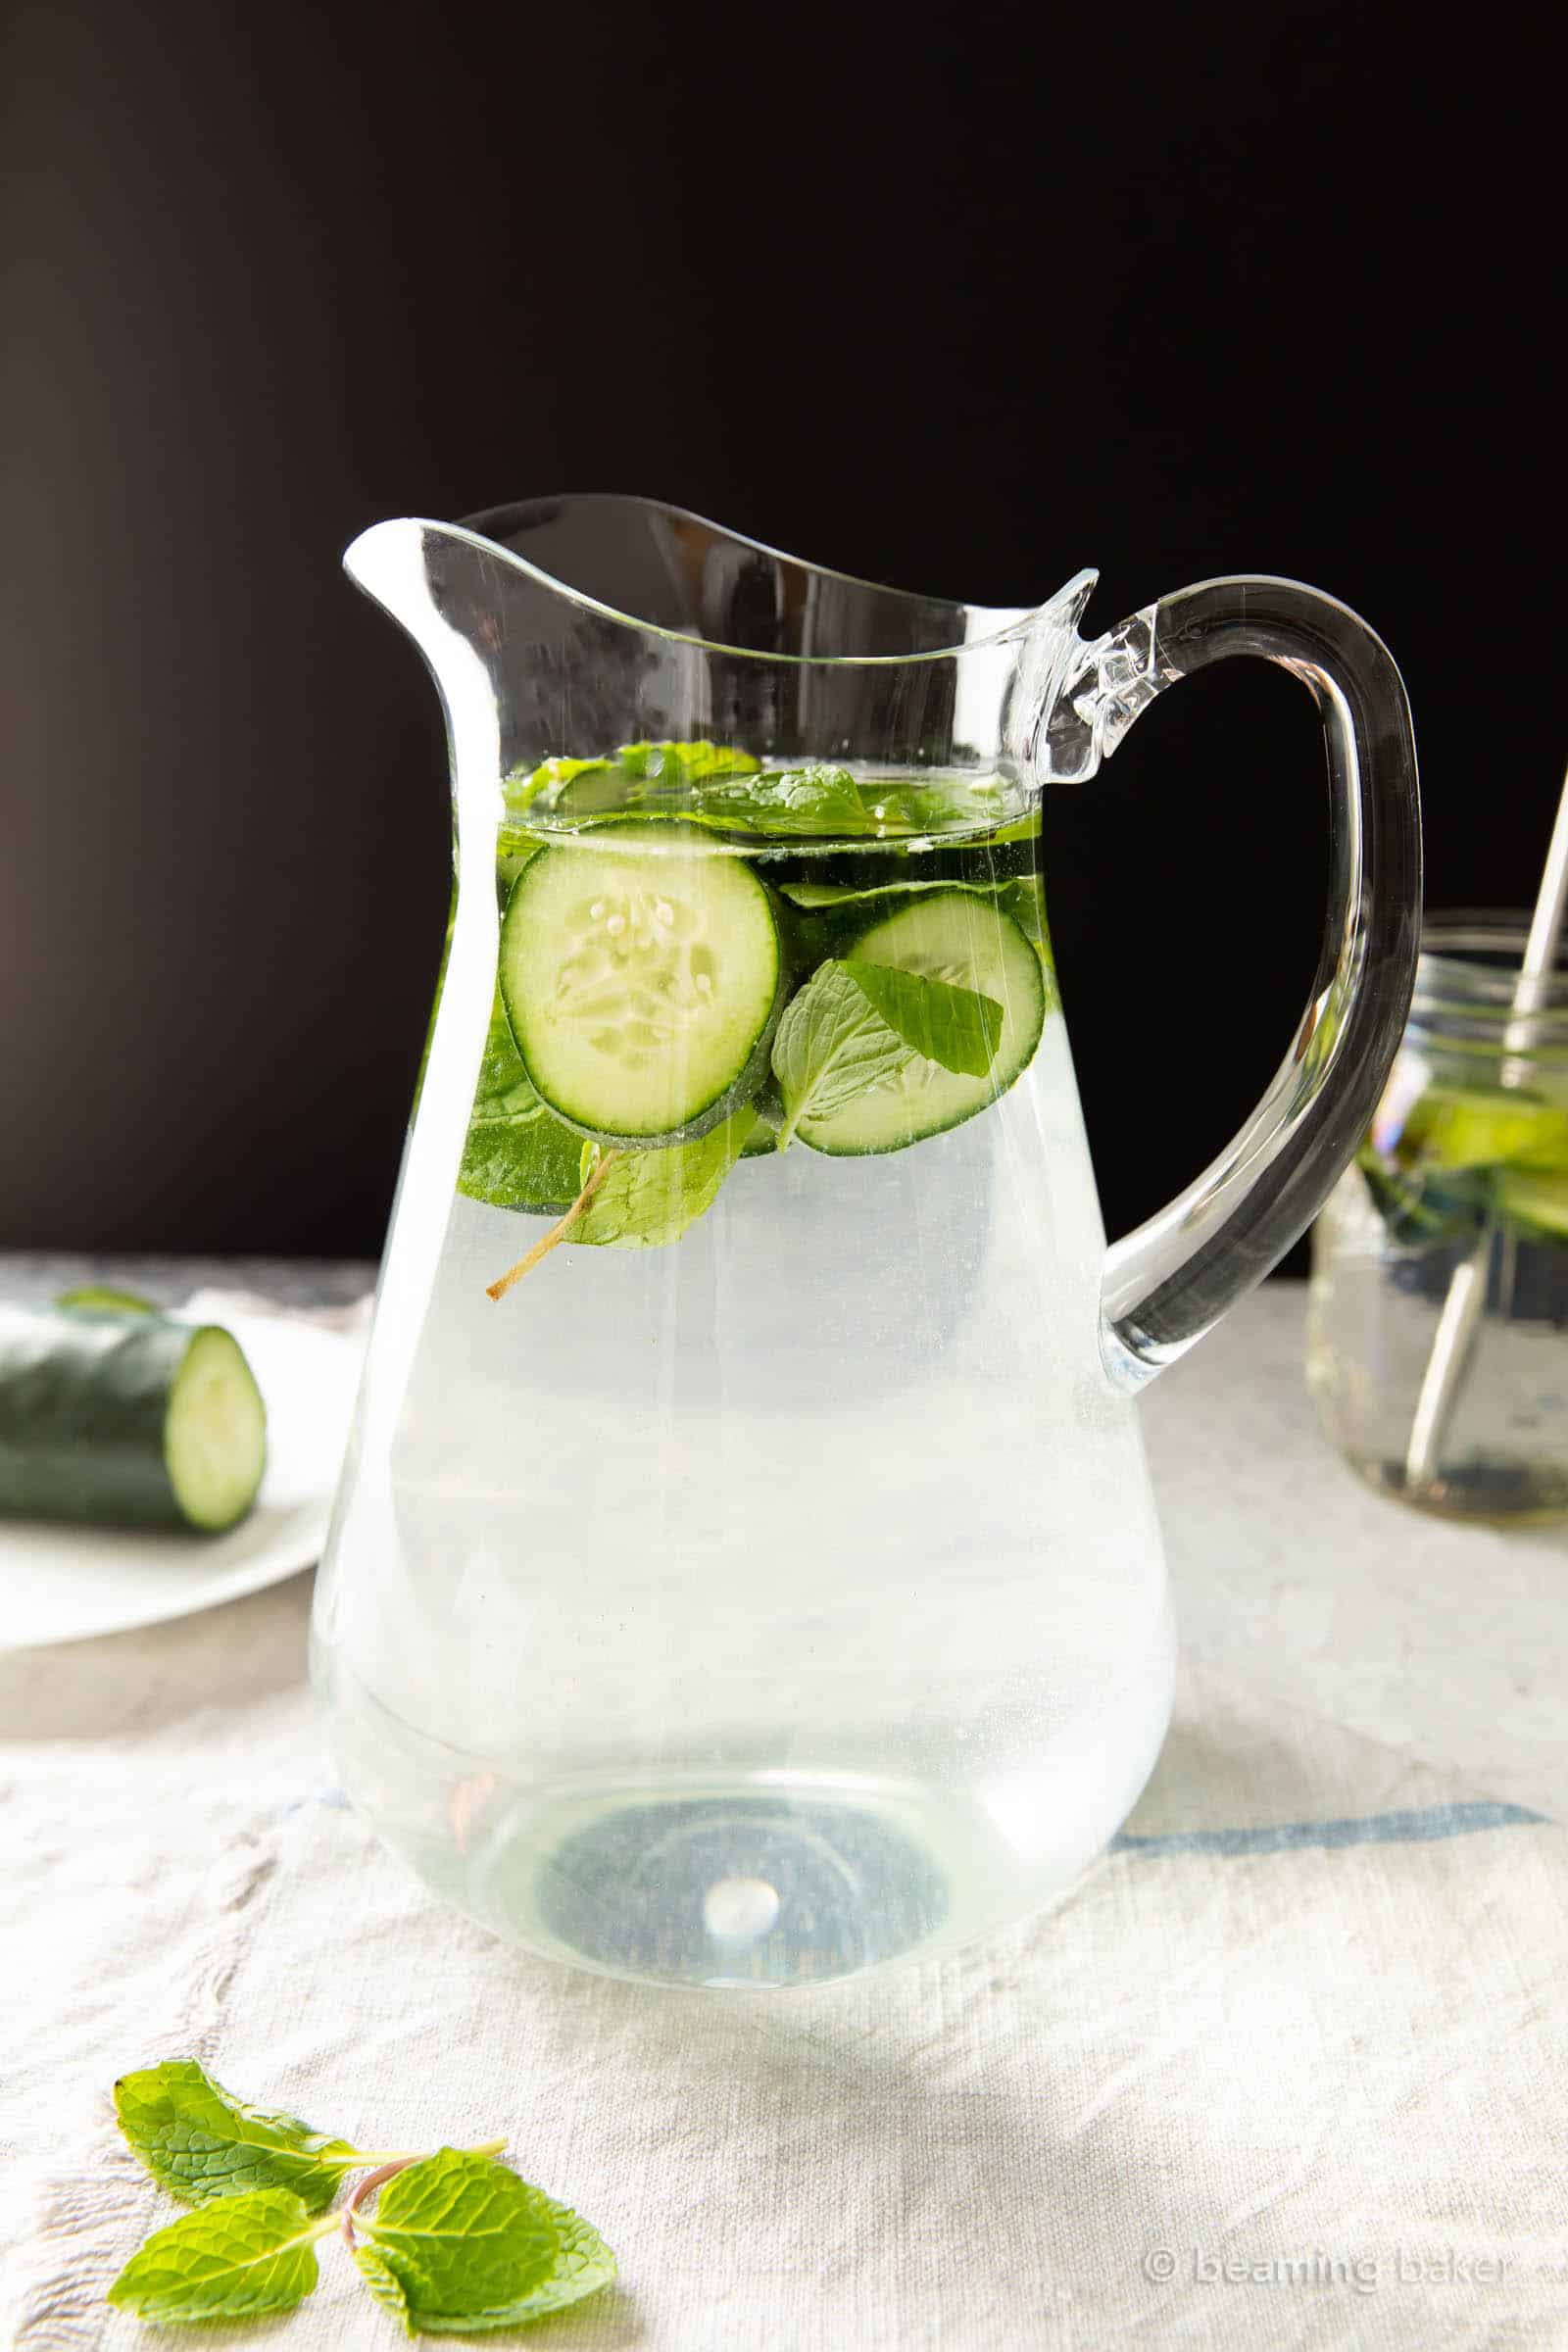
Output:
[507,741,760,824]
[113,2061,359,2210]
[106,2187,331,2323]
[691,762,870,837]
[616,739,760,784]
[840,957,1002,1079]
[573,1109,757,1250]
[354,2240,416,2328]
[503,747,1020,842]
[458,993,590,1214]
[459,1109,586,1216]
[470,993,544,1125]
[770,961,915,1145]
[356,2149,613,2334]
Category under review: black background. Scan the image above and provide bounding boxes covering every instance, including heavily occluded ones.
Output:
[3,0,1562,1265]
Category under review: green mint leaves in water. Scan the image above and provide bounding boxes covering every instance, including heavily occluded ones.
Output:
[476,738,1042,1296]
[107,2061,614,2334]
[772,959,1002,1147]
[508,739,1013,841]
[485,1111,758,1298]
[837,959,1003,1080]
[573,1111,758,1250]
[486,946,1004,1294]
[770,963,922,1145]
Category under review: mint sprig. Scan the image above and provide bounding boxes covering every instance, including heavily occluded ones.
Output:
[106,2064,615,2336]
[572,1110,757,1250]
[484,1109,758,1298]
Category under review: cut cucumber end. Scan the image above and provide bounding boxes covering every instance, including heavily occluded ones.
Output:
[164,1327,268,1532]
[500,828,784,1143]
[798,890,1046,1155]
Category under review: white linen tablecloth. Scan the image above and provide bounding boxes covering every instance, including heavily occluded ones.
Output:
[5,1263,1568,2351]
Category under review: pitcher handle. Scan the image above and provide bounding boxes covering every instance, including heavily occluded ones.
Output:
[1048,575,1422,1392]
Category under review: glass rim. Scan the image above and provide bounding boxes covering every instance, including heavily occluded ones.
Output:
[1412,907,1568,1050]
[430,497,1100,671]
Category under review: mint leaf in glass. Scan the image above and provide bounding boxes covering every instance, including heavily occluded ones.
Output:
[485,1110,758,1298]
[617,739,761,784]
[839,958,1002,1078]
[459,1111,587,1216]
[507,740,760,825]
[504,753,615,815]
[457,993,589,1214]
[573,1110,758,1250]
[353,2149,614,2335]
[113,2061,359,2211]
[503,742,1019,841]
[106,2187,334,2324]
[698,766,1014,840]
[691,762,870,837]
[771,961,916,1146]
[469,993,544,1125]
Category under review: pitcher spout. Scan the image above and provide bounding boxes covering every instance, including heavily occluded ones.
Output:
[344,497,1111,817]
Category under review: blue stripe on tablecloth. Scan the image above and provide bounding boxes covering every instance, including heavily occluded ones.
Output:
[305,1791,1549,1852]
[1112,1799,1547,1858]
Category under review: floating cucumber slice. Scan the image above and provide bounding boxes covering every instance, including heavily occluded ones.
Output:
[500,826,784,1144]
[0,1306,267,1532]
[797,890,1046,1155]
[1402,1085,1568,1172]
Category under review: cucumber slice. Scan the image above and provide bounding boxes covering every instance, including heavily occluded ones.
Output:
[500,827,784,1143]
[0,1307,267,1533]
[1403,1085,1568,1172]
[797,890,1046,1155]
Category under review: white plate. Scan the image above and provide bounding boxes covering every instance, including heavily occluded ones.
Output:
[1,1313,364,1649]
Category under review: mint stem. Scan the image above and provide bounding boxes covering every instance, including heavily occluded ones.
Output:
[340,2140,507,2246]
[352,2137,508,2166]
[341,2160,412,2250]
[486,1150,621,1299]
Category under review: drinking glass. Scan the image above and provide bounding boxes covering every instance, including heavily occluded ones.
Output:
[1308,912,1568,1520]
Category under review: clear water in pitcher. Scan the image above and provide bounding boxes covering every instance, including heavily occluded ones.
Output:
[314,750,1173,1988]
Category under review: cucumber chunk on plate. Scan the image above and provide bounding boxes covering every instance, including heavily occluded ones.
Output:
[0,1305,267,1533]
[797,890,1046,1155]
[500,826,784,1143]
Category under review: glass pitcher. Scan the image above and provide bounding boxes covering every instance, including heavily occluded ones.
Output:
[312,496,1420,1990]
